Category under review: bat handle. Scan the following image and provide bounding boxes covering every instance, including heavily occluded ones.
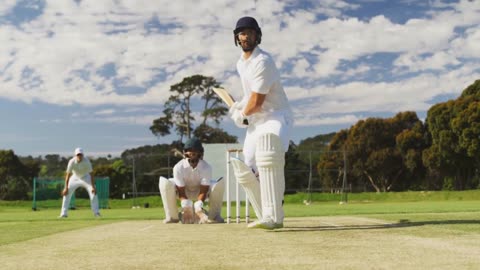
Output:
[243,119,249,125]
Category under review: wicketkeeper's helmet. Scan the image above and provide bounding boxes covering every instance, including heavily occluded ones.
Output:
[233,16,262,46]
[183,137,204,153]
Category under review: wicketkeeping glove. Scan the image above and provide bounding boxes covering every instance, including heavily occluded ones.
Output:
[194,200,204,212]
[180,199,194,224]
[194,200,209,224]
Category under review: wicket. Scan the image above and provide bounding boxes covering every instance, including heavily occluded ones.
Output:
[225,149,250,224]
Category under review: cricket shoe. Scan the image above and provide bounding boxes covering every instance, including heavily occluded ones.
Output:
[247,220,283,230]
[94,213,101,218]
[207,215,225,224]
[58,215,68,219]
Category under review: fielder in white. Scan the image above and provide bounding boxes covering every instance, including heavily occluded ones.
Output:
[159,137,225,224]
[59,148,100,218]
[229,16,294,230]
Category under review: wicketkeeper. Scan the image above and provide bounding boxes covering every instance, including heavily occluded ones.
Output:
[229,16,294,230]
[159,137,225,224]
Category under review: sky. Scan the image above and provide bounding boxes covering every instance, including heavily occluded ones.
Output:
[0,0,479,157]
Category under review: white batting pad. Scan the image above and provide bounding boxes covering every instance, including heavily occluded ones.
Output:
[230,158,263,221]
[255,133,285,224]
[159,176,179,221]
[207,179,225,220]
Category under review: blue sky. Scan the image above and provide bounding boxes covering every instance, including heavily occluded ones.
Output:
[0,0,479,157]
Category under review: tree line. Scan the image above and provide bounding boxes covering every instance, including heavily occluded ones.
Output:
[317,79,480,192]
[0,77,478,200]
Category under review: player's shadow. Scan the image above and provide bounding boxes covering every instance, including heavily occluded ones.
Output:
[274,219,480,232]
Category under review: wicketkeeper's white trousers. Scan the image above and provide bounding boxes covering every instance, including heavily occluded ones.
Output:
[60,174,99,217]
[159,177,225,221]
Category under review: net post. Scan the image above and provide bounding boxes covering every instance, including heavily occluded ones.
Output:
[32,177,37,211]
[340,147,348,204]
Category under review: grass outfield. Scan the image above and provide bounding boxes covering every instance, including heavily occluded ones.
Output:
[1,192,480,269]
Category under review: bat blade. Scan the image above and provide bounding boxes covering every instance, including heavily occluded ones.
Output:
[171,148,185,158]
[212,87,235,108]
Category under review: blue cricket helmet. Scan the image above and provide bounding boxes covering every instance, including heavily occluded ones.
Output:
[233,16,262,46]
[184,137,204,153]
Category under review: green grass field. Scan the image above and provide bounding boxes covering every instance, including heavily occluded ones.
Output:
[1,191,480,269]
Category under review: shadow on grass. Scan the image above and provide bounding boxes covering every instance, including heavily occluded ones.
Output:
[275,219,480,232]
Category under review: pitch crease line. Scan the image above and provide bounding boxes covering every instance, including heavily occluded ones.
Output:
[139,225,154,232]
[321,221,340,227]
[349,217,391,225]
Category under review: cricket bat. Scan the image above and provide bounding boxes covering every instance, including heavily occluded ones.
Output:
[212,87,235,108]
[213,87,249,125]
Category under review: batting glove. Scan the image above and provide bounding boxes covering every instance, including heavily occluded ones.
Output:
[229,107,248,128]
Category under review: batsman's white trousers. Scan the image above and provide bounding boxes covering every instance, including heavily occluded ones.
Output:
[159,177,225,221]
[243,110,292,172]
[60,174,99,217]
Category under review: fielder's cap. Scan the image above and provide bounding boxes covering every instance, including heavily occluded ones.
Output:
[74,147,84,155]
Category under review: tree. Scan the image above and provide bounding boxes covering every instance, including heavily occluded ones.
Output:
[0,150,31,200]
[40,154,68,177]
[121,144,183,194]
[284,141,310,191]
[93,160,132,198]
[18,155,41,182]
[395,122,428,189]
[423,80,480,190]
[318,112,427,192]
[150,75,233,142]
[193,124,237,143]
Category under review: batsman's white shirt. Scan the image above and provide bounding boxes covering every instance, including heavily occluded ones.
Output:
[236,46,293,124]
[66,157,93,178]
[173,159,212,194]
[237,46,293,168]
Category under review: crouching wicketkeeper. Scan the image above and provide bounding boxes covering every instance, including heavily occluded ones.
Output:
[159,137,225,224]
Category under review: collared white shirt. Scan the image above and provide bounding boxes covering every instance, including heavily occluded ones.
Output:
[236,46,292,118]
[66,157,93,178]
[173,159,212,193]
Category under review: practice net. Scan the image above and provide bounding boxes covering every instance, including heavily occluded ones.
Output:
[32,177,110,210]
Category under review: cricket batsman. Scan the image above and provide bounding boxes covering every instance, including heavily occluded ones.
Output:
[159,137,225,224]
[228,16,294,230]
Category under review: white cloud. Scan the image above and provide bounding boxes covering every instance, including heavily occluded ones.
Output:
[0,0,478,130]
[81,114,158,126]
[451,27,480,58]
[294,114,361,127]
[342,64,371,78]
[0,0,16,16]
[288,62,480,118]
[94,109,116,115]
[394,51,461,72]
